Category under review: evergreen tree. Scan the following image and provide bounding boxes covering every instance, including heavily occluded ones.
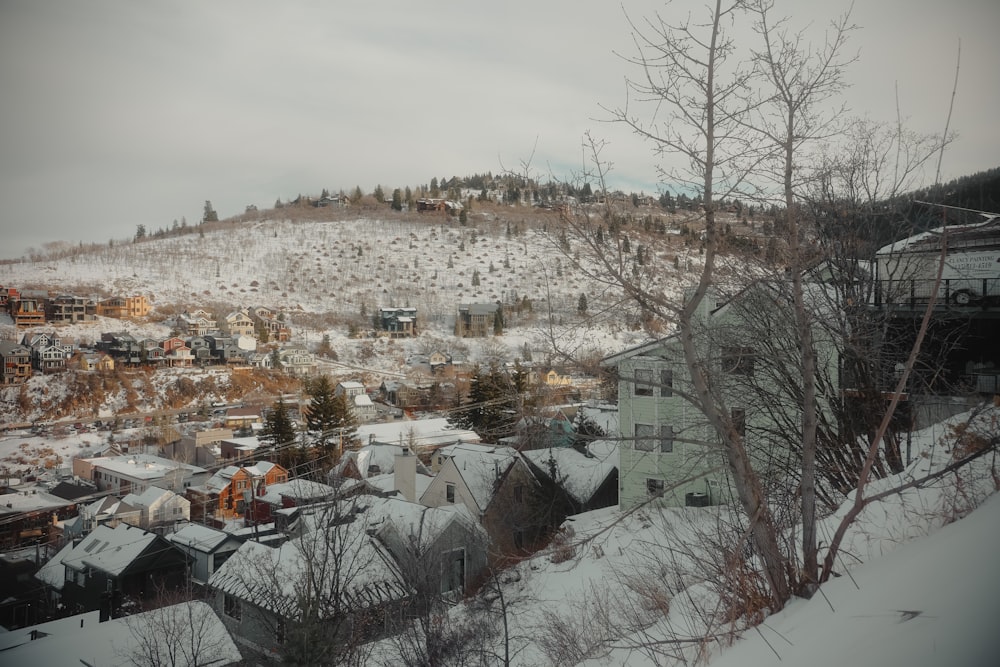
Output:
[261,398,298,468]
[577,293,588,314]
[471,269,480,287]
[493,306,504,335]
[448,364,517,441]
[304,376,357,463]
[373,184,385,202]
[134,224,146,242]
[203,200,219,223]
[391,188,403,211]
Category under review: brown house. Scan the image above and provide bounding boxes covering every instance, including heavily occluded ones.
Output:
[0,341,31,385]
[187,462,288,523]
[10,297,45,327]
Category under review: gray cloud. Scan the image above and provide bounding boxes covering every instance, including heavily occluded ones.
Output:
[2,0,998,259]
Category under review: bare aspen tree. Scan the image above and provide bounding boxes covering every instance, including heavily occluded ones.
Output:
[747,0,858,592]
[603,0,796,609]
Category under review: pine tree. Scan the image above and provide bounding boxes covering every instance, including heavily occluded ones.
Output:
[391,188,403,211]
[304,376,357,463]
[373,184,385,202]
[577,293,588,314]
[448,364,517,440]
[261,398,298,467]
[203,200,219,223]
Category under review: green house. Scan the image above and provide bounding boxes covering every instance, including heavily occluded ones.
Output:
[604,284,840,510]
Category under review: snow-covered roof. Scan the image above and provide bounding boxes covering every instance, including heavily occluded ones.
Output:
[169,523,235,553]
[87,454,205,480]
[0,602,240,666]
[36,540,73,591]
[334,441,432,479]
[256,478,336,505]
[0,487,76,514]
[354,393,374,408]
[195,461,278,493]
[365,470,434,498]
[355,417,480,450]
[209,517,410,617]
[522,443,618,506]
[121,485,175,508]
[61,523,160,576]
[436,443,520,512]
[82,495,139,517]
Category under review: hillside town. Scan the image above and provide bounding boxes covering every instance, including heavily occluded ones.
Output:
[0,200,997,664]
[1,0,999,660]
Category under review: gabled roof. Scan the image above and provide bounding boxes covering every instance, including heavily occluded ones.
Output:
[433,443,520,512]
[334,442,432,480]
[169,523,239,553]
[0,602,240,666]
[255,478,337,505]
[122,485,176,508]
[522,442,619,506]
[61,523,161,576]
[209,517,410,618]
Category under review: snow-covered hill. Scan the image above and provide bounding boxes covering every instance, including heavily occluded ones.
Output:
[1,210,708,368]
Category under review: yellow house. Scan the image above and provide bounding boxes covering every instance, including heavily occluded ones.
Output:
[97,295,151,319]
[544,369,572,387]
[78,352,115,372]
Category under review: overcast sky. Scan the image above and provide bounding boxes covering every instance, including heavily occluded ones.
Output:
[2,0,997,260]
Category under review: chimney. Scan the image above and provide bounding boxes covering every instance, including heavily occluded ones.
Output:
[394,446,417,503]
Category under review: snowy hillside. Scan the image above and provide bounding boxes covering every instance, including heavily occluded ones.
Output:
[472,406,1000,666]
[0,210,703,352]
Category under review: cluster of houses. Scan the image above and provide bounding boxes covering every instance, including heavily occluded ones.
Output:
[0,406,620,662]
[0,303,310,385]
[0,286,151,327]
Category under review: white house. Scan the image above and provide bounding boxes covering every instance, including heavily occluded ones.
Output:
[123,485,191,532]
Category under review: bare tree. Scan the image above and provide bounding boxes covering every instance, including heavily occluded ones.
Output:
[119,589,239,667]
[209,499,403,665]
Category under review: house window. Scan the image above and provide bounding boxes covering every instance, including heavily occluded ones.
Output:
[722,347,755,376]
[634,423,656,451]
[731,408,746,438]
[224,593,242,621]
[660,369,673,397]
[513,529,525,551]
[441,548,466,595]
[634,368,654,396]
[659,425,674,453]
[646,478,665,496]
[445,483,455,504]
[513,484,524,503]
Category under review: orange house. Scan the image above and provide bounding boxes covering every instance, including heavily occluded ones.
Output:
[187,462,288,523]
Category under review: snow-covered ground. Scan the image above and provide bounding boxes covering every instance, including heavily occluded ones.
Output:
[474,406,1000,666]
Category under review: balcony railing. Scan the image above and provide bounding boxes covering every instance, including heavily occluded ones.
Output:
[875,278,1000,308]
